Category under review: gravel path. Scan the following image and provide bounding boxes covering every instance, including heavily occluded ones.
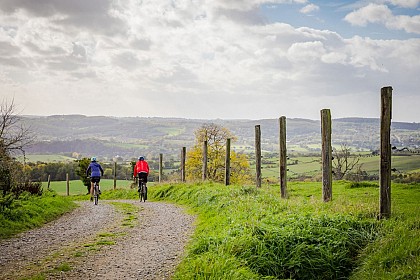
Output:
[0,200,195,280]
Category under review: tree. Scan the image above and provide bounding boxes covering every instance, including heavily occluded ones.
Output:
[0,144,12,195]
[76,158,91,194]
[186,123,251,184]
[332,144,360,180]
[0,99,35,195]
[0,99,34,155]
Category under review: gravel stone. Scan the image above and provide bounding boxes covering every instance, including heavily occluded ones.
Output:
[0,200,195,280]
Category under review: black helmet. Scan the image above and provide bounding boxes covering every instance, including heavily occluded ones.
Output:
[139,156,145,161]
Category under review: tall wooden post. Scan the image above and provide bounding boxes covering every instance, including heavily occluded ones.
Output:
[47,174,51,189]
[380,86,392,219]
[66,173,70,196]
[279,116,287,198]
[159,153,163,183]
[255,125,262,188]
[225,138,231,186]
[321,109,332,202]
[181,147,186,182]
[113,162,117,190]
[202,141,208,181]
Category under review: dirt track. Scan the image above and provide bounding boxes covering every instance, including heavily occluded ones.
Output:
[0,200,195,280]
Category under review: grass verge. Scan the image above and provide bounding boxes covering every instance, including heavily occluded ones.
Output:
[0,190,77,239]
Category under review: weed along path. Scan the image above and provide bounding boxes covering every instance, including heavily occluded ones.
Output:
[0,200,195,280]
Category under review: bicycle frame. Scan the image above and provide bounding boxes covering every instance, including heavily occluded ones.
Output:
[138,178,147,202]
[93,181,100,205]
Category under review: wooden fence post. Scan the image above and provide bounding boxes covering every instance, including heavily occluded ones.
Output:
[47,174,51,190]
[159,153,163,183]
[255,125,262,188]
[380,86,393,219]
[225,138,231,186]
[321,109,332,202]
[181,147,186,182]
[202,141,208,181]
[113,162,117,190]
[279,116,287,198]
[66,173,69,196]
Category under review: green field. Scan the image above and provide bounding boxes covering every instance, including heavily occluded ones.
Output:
[262,154,420,179]
[105,142,149,149]
[45,179,135,195]
[19,154,77,163]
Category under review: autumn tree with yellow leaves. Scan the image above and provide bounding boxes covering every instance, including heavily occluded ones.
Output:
[186,123,251,184]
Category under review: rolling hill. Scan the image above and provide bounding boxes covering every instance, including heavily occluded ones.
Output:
[21,115,420,160]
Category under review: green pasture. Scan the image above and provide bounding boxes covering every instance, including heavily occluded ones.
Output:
[261,154,420,179]
[19,154,77,163]
[45,179,134,195]
[288,144,312,152]
[156,126,185,136]
[105,142,148,149]
[286,144,372,154]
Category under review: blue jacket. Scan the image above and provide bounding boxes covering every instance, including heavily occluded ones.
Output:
[86,162,104,177]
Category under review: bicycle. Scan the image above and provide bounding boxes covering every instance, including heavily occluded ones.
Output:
[138,177,147,202]
[93,181,100,205]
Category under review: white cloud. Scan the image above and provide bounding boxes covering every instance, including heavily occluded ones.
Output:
[287,41,326,62]
[388,0,420,8]
[300,4,320,14]
[344,3,420,34]
[0,0,419,121]
[344,4,393,26]
[209,0,308,11]
[387,14,420,33]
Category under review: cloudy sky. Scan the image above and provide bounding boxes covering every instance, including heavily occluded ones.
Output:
[0,0,419,122]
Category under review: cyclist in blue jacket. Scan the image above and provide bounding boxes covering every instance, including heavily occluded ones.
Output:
[86,157,104,201]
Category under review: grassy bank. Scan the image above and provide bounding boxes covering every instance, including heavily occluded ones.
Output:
[350,183,420,279]
[0,191,78,239]
[149,181,420,280]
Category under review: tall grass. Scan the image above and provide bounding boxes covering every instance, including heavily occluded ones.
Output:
[149,181,419,280]
[350,183,420,280]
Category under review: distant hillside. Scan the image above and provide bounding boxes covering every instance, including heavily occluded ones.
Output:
[21,115,420,160]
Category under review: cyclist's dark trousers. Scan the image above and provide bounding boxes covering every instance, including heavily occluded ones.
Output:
[137,172,148,183]
[90,176,101,183]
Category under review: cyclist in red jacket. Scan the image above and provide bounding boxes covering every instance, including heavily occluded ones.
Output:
[133,156,150,185]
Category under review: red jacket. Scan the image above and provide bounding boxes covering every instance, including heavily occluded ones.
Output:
[134,160,149,175]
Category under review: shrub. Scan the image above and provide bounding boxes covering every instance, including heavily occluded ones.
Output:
[347,182,379,189]
[0,193,14,213]
[393,172,420,184]
[12,181,43,196]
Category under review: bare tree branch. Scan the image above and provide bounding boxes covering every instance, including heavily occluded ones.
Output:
[0,99,35,155]
[332,144,360,180]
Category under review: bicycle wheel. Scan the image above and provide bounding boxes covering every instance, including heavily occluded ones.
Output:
[138,182,142,200]
[140,183,145,202]
[94,184,99,205]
